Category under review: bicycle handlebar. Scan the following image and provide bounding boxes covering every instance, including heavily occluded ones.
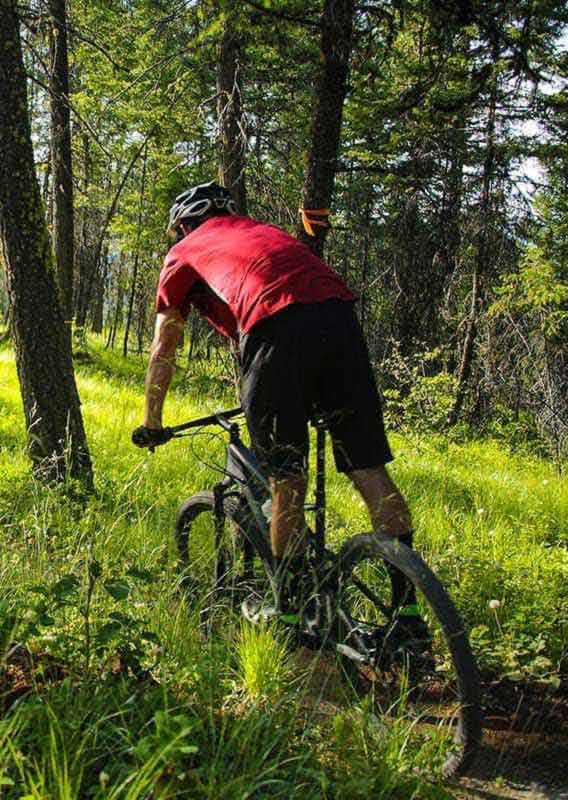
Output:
[169,406,243,436]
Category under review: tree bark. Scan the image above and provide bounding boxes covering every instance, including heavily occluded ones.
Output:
[0,0,93,486]
[91,245,108,334]
[440,111,466,282]
[75,133,151,331]
[448,54,497,426]
[297,0,355,257]
[217,6,247,213]
[359,194,372,336]
[48,0,75,324]
[123,147,148,357]
[105,254,124,350]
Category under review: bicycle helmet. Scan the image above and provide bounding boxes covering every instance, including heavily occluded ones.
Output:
[166,181,237,238]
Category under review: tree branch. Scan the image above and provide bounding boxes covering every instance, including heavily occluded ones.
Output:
[244,0,319,29]
[68,24,129,73]
[25,70,113,159]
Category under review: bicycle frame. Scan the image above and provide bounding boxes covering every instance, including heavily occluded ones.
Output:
[169,409,483,778]
[170,408,330,575]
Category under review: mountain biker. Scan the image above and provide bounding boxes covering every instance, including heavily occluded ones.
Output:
[132,181,426,635]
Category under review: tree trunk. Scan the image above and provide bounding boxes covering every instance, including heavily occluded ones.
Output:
[217,6,247,213]
[42,157,51,207]
[440,111,466,282]
[297,0,355,257]
[359,194,372,336]
[75,133,151,331]
[91,245,108,334]
[123,147,148,357]
[0,0,92,487]
[188,314,198,362]
[449,56,497,426]
[135,273,148,355]
[105,254,124,350]
[48,0,74,324]
[0,303,11,342]
[74,133,91,318]
[448,265,480,425]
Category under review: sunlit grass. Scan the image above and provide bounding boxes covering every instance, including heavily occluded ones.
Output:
[235,622,293,702]
[0,335,567,795]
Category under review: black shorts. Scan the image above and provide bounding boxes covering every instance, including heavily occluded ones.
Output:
[239,299,393,477]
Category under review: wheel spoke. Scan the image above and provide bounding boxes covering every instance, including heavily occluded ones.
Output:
[349,574,392,619]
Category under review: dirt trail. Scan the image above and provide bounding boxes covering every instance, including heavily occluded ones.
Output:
[457,680,568,800]
[293,648,568,800]
[457,728,568,799]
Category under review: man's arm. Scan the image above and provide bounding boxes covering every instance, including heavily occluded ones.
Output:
[143,308,185,428]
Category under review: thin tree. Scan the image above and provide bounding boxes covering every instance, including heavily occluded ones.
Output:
[449,43,499,426]
[74,131,152,333]
[0,0,93,486]
[48,0,75,324]
[123,146,148,357]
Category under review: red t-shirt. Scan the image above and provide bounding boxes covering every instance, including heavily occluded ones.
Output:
[156,215,356,339]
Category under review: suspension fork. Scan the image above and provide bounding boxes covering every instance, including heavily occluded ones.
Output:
[213,478,231,587]
[214,475,259,583]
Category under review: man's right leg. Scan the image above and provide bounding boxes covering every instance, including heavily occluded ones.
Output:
[349,466,431,654]
[348,464,411,536]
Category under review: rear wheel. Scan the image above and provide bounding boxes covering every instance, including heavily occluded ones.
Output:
[334,533,482,778]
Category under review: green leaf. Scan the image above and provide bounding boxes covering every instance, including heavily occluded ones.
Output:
[109,611,132,624]
[103,582,130,601]
[29,585,48,596]
[179,744,199,755]
[126,566,153,583]
[96,621,122,645]
[141,630,160,644]
[52,575,80,600]
[89,560,103,579]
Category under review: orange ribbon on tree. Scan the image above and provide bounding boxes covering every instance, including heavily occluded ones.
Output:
[299,208,331,237]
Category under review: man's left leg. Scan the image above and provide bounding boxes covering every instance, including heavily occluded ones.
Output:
[241,472,309,622]
[238,309,312,622]
[269,473,309,560]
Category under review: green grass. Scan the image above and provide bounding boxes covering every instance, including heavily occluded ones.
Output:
[0,335,566,796]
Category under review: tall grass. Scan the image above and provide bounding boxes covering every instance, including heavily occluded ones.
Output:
[0,336,566,795]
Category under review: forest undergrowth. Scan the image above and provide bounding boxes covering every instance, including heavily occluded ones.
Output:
[0,336,566,798]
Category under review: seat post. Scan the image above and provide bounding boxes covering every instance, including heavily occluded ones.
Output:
[314,422,326,558]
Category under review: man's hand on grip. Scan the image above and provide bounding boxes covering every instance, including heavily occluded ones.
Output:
[132,426,173,449]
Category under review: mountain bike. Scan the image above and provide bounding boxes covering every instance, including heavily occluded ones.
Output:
[162,406,482,778]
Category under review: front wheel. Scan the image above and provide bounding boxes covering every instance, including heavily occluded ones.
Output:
[175,491,255,607]
[334,533,482,779]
